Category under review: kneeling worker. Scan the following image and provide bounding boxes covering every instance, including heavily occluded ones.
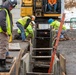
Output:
[16,21,35,40]
[16,15,35,42]
[48,18,68,40]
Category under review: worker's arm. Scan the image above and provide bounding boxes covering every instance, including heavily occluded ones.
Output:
[26,26,34,38]
[0,10,7,32]
[24,19,31,29]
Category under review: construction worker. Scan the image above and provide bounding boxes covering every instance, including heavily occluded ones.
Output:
[16,21,35,40]
[48,18,67,40]
[16,15,35,42]
[0,0,17,65]
[48,0,57,12]
[2,0,15,43]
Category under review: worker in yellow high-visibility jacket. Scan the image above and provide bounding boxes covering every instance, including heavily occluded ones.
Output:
[16,15,35,42]
[48,18,68,41]
[16,21,35,40]
[0,0,17,65]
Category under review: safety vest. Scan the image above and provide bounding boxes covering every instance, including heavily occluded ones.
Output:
[17,24,34,38]
[48,0,57,4]
[50,20,66,30]
[0,8,11,35]
[17,16,31,26]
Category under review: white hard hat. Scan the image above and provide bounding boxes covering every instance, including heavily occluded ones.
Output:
[31,15,35,19]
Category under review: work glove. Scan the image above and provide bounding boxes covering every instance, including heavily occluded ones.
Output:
[9,34,12,43]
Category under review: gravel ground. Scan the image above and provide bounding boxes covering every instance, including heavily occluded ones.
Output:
[58,29,76,75]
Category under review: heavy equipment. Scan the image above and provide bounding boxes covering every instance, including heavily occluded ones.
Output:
[20,0,64,23]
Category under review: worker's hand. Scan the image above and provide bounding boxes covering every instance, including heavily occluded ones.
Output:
[9,35,12,43]
[50,4,53,6]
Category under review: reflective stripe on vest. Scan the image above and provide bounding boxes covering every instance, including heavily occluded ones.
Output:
[0,8,11,35]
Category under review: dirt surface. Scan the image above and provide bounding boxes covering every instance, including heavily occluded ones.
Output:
[58,29,76,75]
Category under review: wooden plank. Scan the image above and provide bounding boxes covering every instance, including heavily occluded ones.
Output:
[9,57,17,75]
[27,72,53,75]
[33,48,53,50]
[16,50,23,75]
[60,54,66,73]
[9,43,21,51]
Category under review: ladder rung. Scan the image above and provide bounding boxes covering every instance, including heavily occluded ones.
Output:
[31,61,50,65]
[35,37,50,39]
[34,64,50,67]
[26,72,53,75]
[32,56,51,58]
[33,48,53,50]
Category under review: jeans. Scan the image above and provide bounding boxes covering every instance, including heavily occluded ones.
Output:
[17,23,26,41]
[48,3,57,11]
[56,30,66,39]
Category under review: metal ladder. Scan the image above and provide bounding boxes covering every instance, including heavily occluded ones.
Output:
[27,25,53,75]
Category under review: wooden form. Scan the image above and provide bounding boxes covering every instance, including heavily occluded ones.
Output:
[60,54,66,75]
[0,42,30,75]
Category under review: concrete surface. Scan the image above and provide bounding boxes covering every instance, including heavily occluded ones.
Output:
[58,29,76,75]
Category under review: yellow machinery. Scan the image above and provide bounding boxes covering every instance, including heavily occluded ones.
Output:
[20,0,64,23]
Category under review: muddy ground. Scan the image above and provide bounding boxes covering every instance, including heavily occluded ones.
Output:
[58,29,76,75]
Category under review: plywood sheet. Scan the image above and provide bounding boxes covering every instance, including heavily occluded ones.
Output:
[9,43,21,51]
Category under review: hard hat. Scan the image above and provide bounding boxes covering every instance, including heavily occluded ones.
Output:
[8,0,17,8]
[48,18,54,24]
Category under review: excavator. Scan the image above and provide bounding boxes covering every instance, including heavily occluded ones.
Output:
[20,0,66,75]
[20,0,64,23]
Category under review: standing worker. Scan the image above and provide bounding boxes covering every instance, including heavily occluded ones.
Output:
[0,0,17,65]
[48,0,57,12]
[16,15,35,42]
[2,0,13,43]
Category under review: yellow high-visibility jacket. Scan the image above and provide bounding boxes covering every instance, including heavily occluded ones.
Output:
[18,24,34,38]
[17,16,30,26]
[0,8,12,35]
[50,20,66,30]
